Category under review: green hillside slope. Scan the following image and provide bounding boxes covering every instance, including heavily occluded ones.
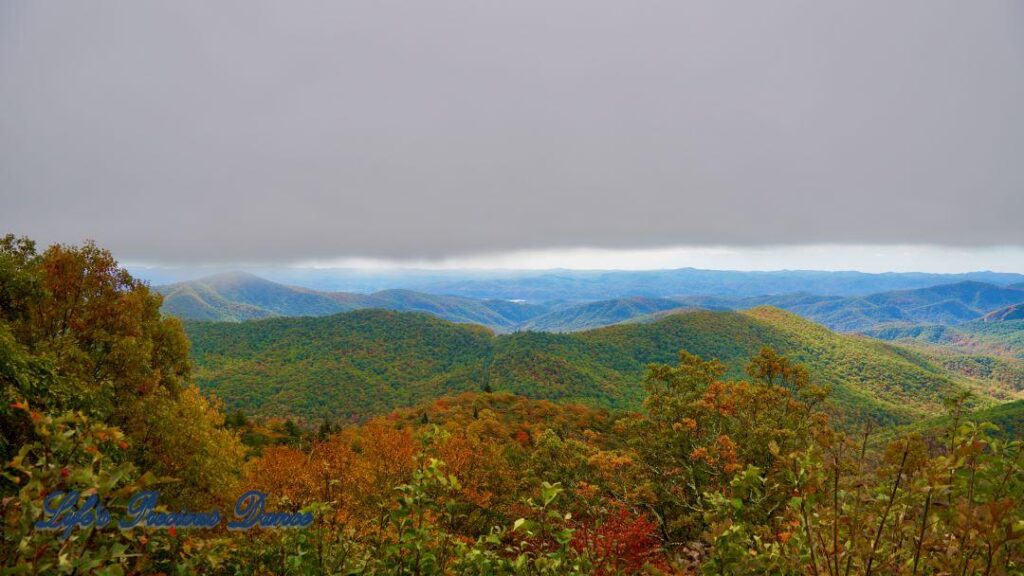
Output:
[188,310,495,419]
[879,400,1024,443]
[864,320,1024,360]
[187,307,1015,425]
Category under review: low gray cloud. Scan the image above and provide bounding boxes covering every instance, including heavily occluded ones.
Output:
[1,1,1022,263]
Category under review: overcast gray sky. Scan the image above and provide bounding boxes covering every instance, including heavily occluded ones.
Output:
[1,1,1022,268]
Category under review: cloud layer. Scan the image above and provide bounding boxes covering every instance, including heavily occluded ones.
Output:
[2,1,1022,263]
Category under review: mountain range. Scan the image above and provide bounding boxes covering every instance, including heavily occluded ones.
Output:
[403,269,1024,302]
[137,266,1024,300]
[678,281,1024,332]
[158,272,547,328]
[159,272,1024,336]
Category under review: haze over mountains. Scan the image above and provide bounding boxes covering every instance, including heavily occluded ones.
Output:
[143,266,1024,300]
[157,272,547,328]
[400,269,1024,302]
[158,270,1024,336]
[677,281,1024,331]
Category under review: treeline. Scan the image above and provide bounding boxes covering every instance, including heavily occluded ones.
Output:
[2,236,1021,574]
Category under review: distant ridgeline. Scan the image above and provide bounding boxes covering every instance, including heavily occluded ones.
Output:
[186,306,1022,427]
[157,272,547,329]
[159,272,1024,337]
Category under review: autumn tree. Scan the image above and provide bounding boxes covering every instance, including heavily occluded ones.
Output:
[0,236,244,509]
[631,348,828,544]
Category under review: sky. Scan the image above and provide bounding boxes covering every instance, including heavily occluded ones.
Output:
[288,245,1024,274]
[1,1,1023,272]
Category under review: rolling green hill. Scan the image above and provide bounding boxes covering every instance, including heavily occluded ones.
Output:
[864,319,1024,361]
[858,319,1024,398]
[186,307,1019,425]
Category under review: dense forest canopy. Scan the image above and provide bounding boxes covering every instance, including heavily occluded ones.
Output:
[185,305,1020,426]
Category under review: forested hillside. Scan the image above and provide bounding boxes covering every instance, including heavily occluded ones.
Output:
[187,307,1017,425]
[882,399,1024,442]
[865,319,1024,360]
